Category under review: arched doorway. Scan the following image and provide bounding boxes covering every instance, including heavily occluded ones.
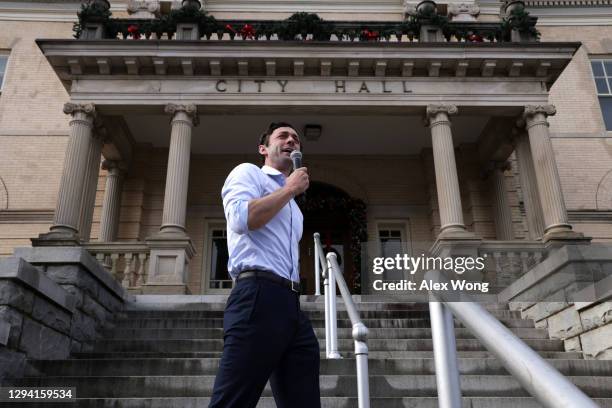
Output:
[298,182,367,295]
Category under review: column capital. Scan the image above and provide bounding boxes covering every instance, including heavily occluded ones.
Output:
[63,102,96,117]
[523,104,556,118]
[523,105,556,129]
[425,104,458,127]
[165,103,199,126]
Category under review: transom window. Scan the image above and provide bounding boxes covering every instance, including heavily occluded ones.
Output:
[379,228,404,259]
[591,60,612,131]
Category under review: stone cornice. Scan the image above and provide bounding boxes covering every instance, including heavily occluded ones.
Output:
[37,40,581,84]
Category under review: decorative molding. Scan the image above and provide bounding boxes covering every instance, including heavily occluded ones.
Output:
[0,210,54,224]
[568,210,612,222]
[525,0,611,6]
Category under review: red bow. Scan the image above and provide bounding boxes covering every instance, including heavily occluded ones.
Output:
[241,24,256,39]
[467,33,483,43]
[362,29,379,41]
[127,24,140,40]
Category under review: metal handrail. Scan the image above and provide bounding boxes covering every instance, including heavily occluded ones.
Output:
[426,269,599,408]
[313,233,370,408]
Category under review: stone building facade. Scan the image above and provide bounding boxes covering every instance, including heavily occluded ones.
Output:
[0,0,611,362]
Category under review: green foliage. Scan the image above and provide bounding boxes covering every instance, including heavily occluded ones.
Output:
[72,2,112,39]
[276,12,334,41]
[501,9,540,41]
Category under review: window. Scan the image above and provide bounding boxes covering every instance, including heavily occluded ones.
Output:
[591,60,612,131]
[0,53,8,91]
[207,227,232,290]
[379,228,404,258]
[376,222,411,279]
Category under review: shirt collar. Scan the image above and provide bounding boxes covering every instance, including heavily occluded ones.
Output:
[261,165,284,177]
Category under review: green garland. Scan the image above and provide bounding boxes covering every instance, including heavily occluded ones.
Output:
[72,6,533,43]
[501,9,540,41]
[72,2,112,39]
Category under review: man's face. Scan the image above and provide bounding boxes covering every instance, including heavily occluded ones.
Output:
[259,126,301,171]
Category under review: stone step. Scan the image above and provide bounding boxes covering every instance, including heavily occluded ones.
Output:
[102,327,550,341]
[89,338,565,353]
[5,397,612,408]
[12,375,612,398]
[71,351,584,359]
[112,317,535,329]
[26,358,612,378]
[117,310,521,319]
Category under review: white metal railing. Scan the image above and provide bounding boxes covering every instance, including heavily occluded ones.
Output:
[84,242,150,289]
[314,232,370,408]
[426,269,599,408]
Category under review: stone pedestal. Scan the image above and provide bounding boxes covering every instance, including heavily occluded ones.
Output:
[144,234,195,294]
[33,103,97,247]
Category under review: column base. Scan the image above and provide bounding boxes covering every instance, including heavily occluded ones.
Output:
[144,233,196,293]
[429,234,483,282]
[31,230,81,247]
[543,230,591,246]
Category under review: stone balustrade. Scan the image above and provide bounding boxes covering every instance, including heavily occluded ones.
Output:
[479,240,547,287]
[84,242,150,290]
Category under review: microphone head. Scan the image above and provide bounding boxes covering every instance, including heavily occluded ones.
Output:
[290,150,303,169]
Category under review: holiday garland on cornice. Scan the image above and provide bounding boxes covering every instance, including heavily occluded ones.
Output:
[72,5,526,43]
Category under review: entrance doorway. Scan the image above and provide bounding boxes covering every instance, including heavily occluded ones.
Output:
[298,182,366,295]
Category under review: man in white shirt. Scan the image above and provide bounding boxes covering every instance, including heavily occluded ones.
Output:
[209,123,321,408]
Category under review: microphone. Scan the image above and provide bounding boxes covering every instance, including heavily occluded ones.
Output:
[290,150,305,203]
[290,150,302,170]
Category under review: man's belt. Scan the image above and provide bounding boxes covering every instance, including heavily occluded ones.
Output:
[237,270,301,293]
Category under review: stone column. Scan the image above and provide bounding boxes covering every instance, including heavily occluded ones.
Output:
[144,104,197,294]
[33,103,97,246]
[490,161,514,240]
[77,129,104,242]
[160,104,198,235]
[523,105,583,242]
[98,160,126,242]
[513,129,545,240]
[426,105,468,237]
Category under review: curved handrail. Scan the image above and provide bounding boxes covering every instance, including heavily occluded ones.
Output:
[425,269,599,408]
[313,232,370,408]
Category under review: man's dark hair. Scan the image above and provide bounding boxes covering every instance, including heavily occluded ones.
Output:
[259,122,299,147]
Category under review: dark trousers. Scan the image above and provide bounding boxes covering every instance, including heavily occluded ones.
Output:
[209,277,321,408]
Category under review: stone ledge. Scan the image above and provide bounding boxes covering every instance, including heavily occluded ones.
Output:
[0,257,75,314]
[14,247,126,303]
[498,244,612,303]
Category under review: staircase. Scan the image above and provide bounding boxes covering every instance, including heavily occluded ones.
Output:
[9,298,612,407]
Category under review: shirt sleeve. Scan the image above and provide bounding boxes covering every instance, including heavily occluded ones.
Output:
[221,164,262,235]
